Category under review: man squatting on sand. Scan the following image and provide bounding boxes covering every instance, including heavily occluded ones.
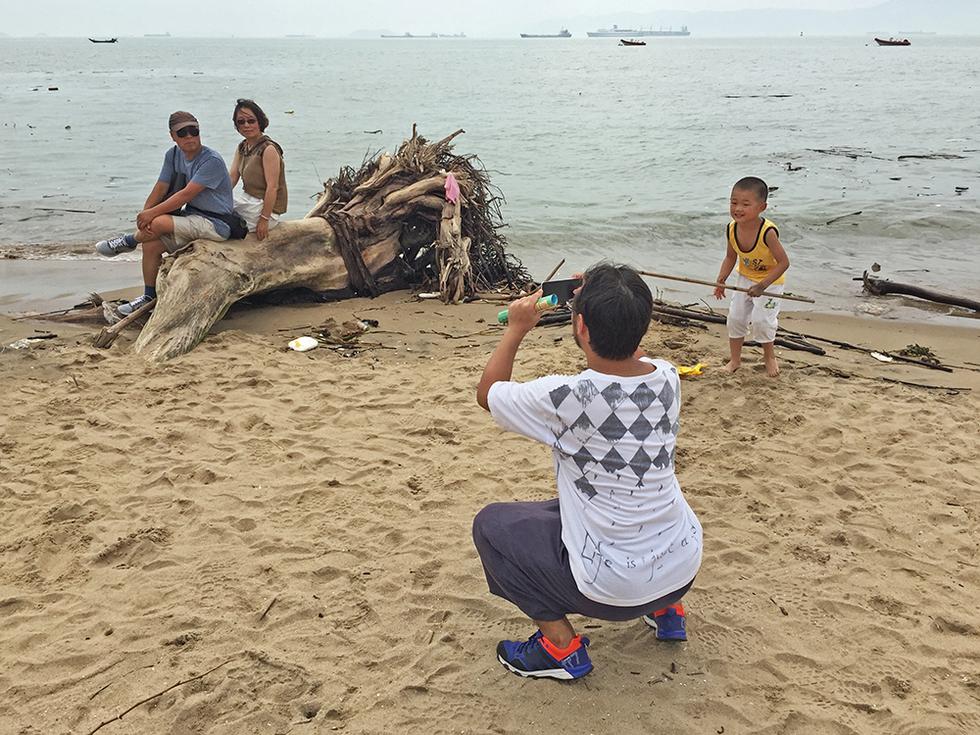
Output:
[713,176,791,377]
[94,111,235,316]
[473,263,703,680]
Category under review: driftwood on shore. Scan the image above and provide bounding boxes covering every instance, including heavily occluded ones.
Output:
[132,127,531,361]
[860,271,980,313]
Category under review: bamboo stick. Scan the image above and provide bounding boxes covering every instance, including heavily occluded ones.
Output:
[638,270,815,303]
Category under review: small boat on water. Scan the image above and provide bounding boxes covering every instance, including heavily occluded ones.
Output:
[875,37,911,46]
[88,37,117,43]
[620,38,646,46]
[520,29,571,38]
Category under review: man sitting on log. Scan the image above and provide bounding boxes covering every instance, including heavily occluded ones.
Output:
[94,111,235,316]
[473,263,703,680]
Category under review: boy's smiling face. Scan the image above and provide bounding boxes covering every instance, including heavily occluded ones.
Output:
[730,187,767,224]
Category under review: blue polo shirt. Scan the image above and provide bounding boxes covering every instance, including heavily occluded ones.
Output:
[159,144,234,238]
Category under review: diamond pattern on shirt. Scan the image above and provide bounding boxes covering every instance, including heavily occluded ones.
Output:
[575,475,598,501]
[629,446,652,485]
[549,384,572,409]
[600,447,628,474]
[600,382,627,409]
[550,373,678,501]
[573,445,596,472]
[628,414,653,441]
[570,411,594,436]
[629,383,656,411]
[652,445,672,470]
[597,412,628,442]
[572,379,599,407]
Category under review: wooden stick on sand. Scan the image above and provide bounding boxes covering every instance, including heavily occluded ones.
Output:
[638,270,815,304]
[93,299,156,349]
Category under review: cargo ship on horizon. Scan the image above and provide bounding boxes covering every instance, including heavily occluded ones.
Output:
[520,29,572,38]
[587,25,690,38]
[380,32,466,38]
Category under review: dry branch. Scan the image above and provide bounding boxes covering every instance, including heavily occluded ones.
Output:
[83,655,239,735]
[860,272,980,312]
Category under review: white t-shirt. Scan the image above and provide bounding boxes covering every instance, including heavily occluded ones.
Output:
[488,358,702,606]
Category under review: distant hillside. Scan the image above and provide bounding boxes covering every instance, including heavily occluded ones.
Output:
[535,0,979,37]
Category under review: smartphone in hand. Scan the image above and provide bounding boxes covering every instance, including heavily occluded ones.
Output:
[542,278,582,306]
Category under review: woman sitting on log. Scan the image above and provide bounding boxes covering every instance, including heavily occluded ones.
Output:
[229,98,288,240]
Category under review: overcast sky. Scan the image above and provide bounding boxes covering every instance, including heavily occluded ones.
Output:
[5,0,884,37]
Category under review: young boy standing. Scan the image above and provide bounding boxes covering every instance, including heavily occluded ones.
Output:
[713,177,790,377]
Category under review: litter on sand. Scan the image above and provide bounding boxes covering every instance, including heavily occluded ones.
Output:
[677,363,706,378]
[288,336,319,352]
[870,351,894,363]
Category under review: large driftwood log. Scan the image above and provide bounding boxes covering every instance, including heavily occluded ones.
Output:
[134,219,353,361]
[129,127,530,362]
[861,272,980,312]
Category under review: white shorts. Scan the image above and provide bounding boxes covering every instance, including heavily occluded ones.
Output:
[161,214,225,253]
[726,273,783,343]
[233,190,282,233]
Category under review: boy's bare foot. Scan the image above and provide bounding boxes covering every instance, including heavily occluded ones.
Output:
[722,360,740,373]
[765,355,780,377]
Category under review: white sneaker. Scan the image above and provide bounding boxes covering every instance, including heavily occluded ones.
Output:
[117,294,153,316]
[96,235,136,257]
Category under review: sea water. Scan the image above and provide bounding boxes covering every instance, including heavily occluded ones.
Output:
[1,36,978,314]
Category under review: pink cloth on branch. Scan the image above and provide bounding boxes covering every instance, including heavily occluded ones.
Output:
[444,172,461,204]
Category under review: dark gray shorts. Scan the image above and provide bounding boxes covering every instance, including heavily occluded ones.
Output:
[472,499,693,621]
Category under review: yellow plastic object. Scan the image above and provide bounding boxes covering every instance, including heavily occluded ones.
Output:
[677,362,706,379]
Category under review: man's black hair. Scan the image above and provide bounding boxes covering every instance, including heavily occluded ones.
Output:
[572,263,653,360]
[233,98,270,132]
[732,176,768,202]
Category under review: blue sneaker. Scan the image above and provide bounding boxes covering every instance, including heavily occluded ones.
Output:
[96,234,137,257]
[496,631,593,680]
[117,294,154,316]
[642,603,687,641]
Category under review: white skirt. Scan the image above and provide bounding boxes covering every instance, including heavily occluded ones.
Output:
[233,190,282,232]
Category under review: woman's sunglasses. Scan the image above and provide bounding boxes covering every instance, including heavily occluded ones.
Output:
[175,126,200,138]
[235,117,257,127]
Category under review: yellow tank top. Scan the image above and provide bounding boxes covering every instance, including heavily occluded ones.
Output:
[728,218,785,285]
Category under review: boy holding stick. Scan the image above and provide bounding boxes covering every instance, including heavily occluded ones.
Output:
[713,176,790,377]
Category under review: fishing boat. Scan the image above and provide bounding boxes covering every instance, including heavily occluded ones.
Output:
[88,37,117,43]
[520,29,571,38]
[620,38,646,46]
[874,37,911,46]
[588,25,689,37]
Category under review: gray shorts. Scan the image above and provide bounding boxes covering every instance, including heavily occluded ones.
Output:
[472,499,693,621]
[161,214,225,253]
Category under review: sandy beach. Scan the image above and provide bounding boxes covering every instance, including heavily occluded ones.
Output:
[1,285,978,735]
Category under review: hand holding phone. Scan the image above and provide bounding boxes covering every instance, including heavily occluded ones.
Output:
[541,278,583,306]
